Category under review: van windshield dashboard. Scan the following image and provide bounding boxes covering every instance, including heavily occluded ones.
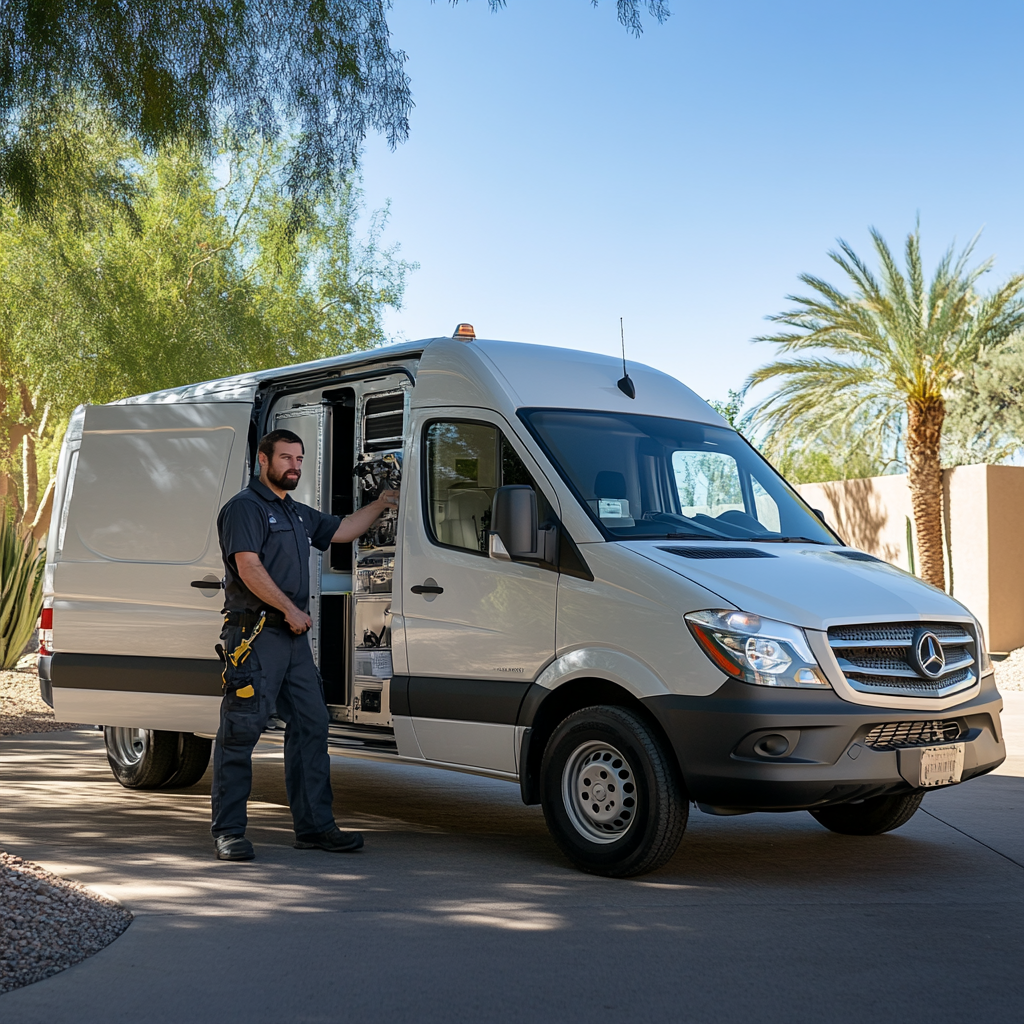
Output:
[521,409,836,545]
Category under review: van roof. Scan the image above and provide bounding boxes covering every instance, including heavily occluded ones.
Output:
[111,335,725,427]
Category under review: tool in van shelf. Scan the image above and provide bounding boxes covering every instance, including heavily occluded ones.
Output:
[355,451,402,549]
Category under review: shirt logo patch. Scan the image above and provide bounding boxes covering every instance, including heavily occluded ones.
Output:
[268,516,277,524]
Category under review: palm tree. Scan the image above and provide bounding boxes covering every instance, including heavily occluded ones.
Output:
[746,225,1024,590]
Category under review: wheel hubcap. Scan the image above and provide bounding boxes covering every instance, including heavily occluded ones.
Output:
[562,741,638,844]
[109,727,148,767]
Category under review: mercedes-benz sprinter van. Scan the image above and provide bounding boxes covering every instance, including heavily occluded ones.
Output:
[37,330,1006,876]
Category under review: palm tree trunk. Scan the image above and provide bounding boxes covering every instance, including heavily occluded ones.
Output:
[905,398,946,589]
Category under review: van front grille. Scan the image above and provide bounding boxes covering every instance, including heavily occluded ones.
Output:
[862,720,963,750]
[827,621,977,699]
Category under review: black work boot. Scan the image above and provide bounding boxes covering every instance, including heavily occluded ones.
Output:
[294,825,364,852]
[215,834,255,861]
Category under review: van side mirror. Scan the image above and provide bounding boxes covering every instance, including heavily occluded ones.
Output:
[812,509,827,524]
[488,485,557,564]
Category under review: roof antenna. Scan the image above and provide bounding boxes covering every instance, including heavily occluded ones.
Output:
[617,317,636,399]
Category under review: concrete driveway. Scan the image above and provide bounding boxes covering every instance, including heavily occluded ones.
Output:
[1,694,1021,1024]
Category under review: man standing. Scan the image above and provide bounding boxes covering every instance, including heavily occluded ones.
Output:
[212,428,398,861]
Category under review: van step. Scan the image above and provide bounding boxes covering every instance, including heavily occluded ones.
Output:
[328,723,397,752]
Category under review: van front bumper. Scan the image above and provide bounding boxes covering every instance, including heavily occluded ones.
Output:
[642,675,1005,812]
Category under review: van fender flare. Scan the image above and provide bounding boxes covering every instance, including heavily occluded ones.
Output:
[522,647,671,726]
[516,648,672,804]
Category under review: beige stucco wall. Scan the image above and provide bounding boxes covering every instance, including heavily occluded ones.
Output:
[985,466,1024,653]
[796,464,1024,653]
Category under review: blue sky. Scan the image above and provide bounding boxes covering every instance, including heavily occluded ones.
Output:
[359,0,1024,405]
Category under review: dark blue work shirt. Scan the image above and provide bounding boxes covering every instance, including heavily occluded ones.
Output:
[218,478,341,614]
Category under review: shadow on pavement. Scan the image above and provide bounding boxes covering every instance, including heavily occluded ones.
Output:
[1,728,1021,1024]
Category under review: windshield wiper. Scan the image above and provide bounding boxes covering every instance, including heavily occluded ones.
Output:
[751,536,830,545]
[657,532,722,541]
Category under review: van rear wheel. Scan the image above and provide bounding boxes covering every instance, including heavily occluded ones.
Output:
[809,791,925,836]
[163,733,212,789]
[540,705,687,877]
[103,727,178,789]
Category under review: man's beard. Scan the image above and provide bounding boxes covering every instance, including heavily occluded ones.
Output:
[267,465,301,490]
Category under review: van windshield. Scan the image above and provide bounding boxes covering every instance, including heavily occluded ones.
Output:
[521,409,835,544]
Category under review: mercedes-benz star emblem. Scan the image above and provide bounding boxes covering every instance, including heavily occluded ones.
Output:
[910,629,946,678]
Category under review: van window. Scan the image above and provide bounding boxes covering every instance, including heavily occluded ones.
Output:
[673,451,744,519]
[56,450,79,556]
[425,421,549,554]
[751,475,781,533]
[521,409,834,544]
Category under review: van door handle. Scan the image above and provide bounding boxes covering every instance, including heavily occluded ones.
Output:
[410,580,444,595]
[190,580,224,589]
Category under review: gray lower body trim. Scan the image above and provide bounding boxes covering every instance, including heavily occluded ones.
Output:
[404,716,519,774]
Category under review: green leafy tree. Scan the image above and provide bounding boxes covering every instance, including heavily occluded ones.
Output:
[757,415,901,483]
[1,1,669,223]
[943,338,1024,466]
[746,225,1024,589]
[706,389,745,429]
[0,109,415,533]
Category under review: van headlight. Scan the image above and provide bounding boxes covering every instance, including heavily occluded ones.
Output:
[974,620,993,674]
[684,610,831,689]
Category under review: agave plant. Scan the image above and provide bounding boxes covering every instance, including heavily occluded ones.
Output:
[0,513,45,669]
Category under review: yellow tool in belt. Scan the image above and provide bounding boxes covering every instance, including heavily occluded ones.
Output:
[216,612,266,696]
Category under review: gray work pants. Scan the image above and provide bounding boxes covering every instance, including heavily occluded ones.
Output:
[211,623,334,839]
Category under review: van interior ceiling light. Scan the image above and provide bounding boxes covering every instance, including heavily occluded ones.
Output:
[453,323,476,340]
[684,610,830,688]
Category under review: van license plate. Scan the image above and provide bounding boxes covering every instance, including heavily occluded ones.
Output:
[918,743,964,787]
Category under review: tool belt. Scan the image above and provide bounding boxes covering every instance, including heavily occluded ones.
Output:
[224,608,286,630]
[216,609,277,694]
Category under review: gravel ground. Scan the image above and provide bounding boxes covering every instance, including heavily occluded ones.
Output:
[0,851,132,995]
[994,648,1024,691]
[1,663,119,997]
[0,664,87,735]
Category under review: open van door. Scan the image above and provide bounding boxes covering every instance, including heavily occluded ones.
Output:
[52,400,253,665]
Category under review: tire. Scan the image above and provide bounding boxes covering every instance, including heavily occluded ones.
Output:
[540,705,687,878]
[103,727,178,789]
[162,733,213,789]
[809,791,925,836]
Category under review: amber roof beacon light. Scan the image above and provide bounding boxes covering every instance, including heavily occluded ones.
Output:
[453,323,476,341]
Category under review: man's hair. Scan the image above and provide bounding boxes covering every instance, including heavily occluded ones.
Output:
[258,429,304,460]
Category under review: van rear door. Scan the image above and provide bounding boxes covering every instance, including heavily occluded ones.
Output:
[53,400,253,660]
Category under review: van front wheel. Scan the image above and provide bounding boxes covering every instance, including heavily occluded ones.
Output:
[540,705,687,877]
[103,727,178,789]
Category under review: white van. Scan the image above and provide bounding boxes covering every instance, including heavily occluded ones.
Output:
[38,330,1005,876]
